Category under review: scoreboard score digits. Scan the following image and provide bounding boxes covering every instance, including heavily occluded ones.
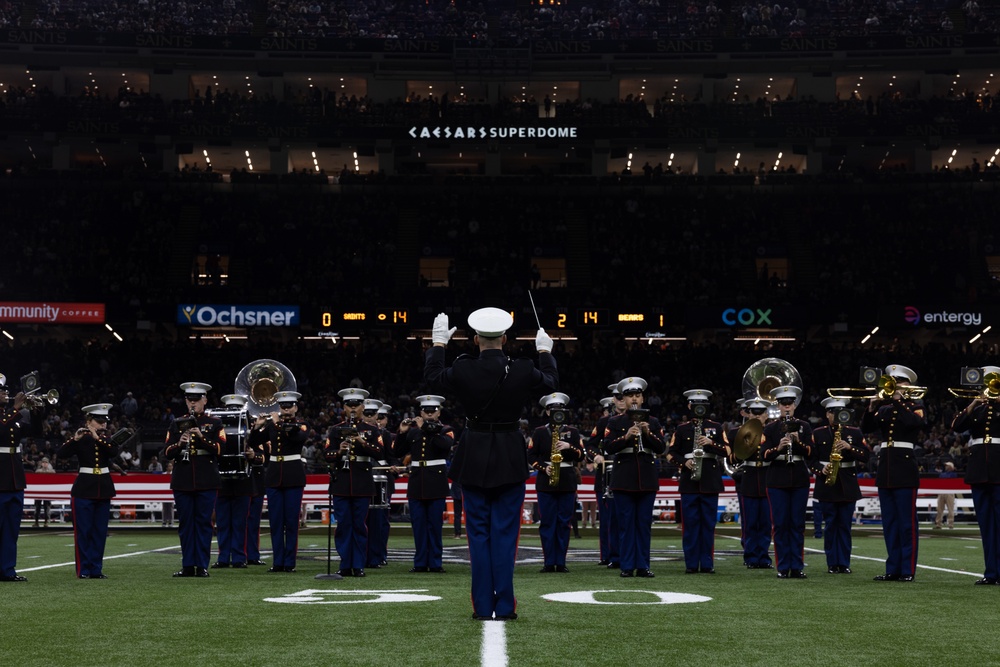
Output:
[320,310,409,327]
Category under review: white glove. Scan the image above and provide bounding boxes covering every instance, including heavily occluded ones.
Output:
[535,328,553,353]
[432,313,457,345]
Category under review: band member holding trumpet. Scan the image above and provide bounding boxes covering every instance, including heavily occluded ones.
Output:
[364,398,392,570]
[811,397,869,574]
[762,385,813,579]
[731,398,773,569]
[394,394,454,573]
[213,394,259,570]
[529,392,585,573]
[589,387,623,568]
[0,374,33,582]
[57,403,119,579]
[324,387,383,577]
[603,377,666,579]
[951,365,1000,585]
[163,382,224,578]
[862,364,925,582]
[668,389,729,574]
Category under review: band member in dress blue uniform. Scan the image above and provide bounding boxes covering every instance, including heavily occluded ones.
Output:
[731,398,773,569]
[811,397,869,574]
[365,400,393,569]
[212,394,258,569]
[761,385,813,579]
[0,375,30,582]
[862,363,924,582]
[394,394,454,573]
[951,365,1000,585]
[668,389,730,574]
[57,403,118,579]
[249,390,309,572]
[590,387,623,568]
[323,388,383,577]
[163,382,225,578]
[603,377,666,579]
[245,395,267,566]
[424,307,557,621]
[530,392,585,573]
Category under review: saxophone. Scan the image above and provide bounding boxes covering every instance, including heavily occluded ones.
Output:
[690,418,705,481]
[825,421,843,486]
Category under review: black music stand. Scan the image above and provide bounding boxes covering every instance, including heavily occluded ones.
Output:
[314,477,343,580]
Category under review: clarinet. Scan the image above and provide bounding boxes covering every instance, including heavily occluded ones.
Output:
[690,418,704,481]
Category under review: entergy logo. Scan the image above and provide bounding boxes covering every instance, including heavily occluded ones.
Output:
[903,306,921,326]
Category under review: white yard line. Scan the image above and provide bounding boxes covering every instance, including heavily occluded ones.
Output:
[481,620,509,667]
[18,546,178,572]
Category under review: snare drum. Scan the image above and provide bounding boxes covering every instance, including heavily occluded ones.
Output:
[218,454,249,478]
[371,474,390,509]
[602,462,615,499]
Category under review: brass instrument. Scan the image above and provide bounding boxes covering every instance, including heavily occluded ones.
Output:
[627,405,650,454]
[742,358,803,406]
[825,421,843,487]
[690,418,704,481]
[828,374,928,401]
[341,414,358,470]
[549,408,567,487]
[20,372,59,408]
[948,371,1000,400]
[235,359,297,417]
[733,420,763,461]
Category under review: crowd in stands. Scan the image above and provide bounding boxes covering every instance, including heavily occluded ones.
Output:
[9,0,997,40]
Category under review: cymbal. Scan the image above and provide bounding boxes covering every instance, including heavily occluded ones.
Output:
[733,420,763,460]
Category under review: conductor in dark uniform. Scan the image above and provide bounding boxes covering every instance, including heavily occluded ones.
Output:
[811,397,869,574]
[603,377,666,579]
[323,387,384,577]
[668,389,730,574]
[424,307,557,621]
[590,388,622,568]
[530,392,585,573]
[0,375,30,582]
[212,394,258,569]
[761,385,813,579]
[731,398,772,569]
[163,382,225,578]
[394,394,454,573]
[861,363,924,582]
[952,365,1000,585]
[251,390,309,572]
[58,403,118,579]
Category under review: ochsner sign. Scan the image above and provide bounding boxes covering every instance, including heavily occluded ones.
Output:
[904,305,982,327]
[178,304,300,327]
[0,301,105,324]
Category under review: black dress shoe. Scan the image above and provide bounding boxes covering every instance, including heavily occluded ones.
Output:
[839,566,852,574]
[366,563,382,569]
[495,614,518,621]
[472,614,492,621]
[92,574,108,579]
[539,565,555,573]
[1,574,27,582]
[759,563,775,570]
[267,566,286,573]
[619,570,634,578]
[608,562,621,569]
[195,568,210,578]
[172,567,195,578]
[78,574,90,579]
[247,560,265,565]
[898,575,915,582]
[828,567,838,574]
[974,577,1000,585]
[873,574,900,581]
[211,562,230,569]
[428,567,446,573]
[598,559,610,566]
[409,566,429,573]
[232,563,248,569]
[285,567,297,573]
[776,571,790,579]
[336,569,353,577]
[685,568,699,574]
[353,568,366,577]
[701,568,715,574]
[636,569,655,578]
[789,570,807,579]
[555,565,570,573]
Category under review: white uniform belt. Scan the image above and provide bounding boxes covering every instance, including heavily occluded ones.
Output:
[881,441,914,449]
[617,447,635,454]
[820,461,856,468]
[273,454,301,462]
[1,446,20,454]
[352,456,372,463]
[79,467,110,474]
[969,438,996,446]
[776,454,804,462]
[411,459,447,467]
[684,451,718,460]
[194,449,212,456]
[377,460,388,465]
[744,461,770,468]
[558,462,574,468]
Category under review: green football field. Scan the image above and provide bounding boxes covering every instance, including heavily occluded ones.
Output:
[5,522,1000,667]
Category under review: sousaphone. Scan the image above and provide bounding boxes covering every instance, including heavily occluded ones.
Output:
[235,359,297,417]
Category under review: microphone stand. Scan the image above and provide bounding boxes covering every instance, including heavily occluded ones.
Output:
[315,459,343,580]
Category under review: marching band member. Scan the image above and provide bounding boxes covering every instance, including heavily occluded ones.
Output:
[668,389,729,574]
[862,364,924,582]
[250,390,309,573]
[603,377,666,579]
[394,394,454,573]
[590,387,623,568]
[761,385,813,579]
[0,375,30,582]
[163,382,224,578]
[731,398,773,569]
[324,388,383,577]
[529,392,585,573]
[424,307,557,621]
[811,397,869,574]
[366,401,395,570]
[246,399,267,566]
[58,403,118,579]
[212,394,258,569]
[951,365,1000,585]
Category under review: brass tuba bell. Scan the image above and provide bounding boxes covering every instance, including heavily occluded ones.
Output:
[235,359,297,417]
[742,358,803,407]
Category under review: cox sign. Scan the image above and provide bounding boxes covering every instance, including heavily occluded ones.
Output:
[721,308,773,327]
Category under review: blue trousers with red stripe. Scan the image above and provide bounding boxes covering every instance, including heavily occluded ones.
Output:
[462,482,524,619]
[741,495,772,567]
[175,489,217,570]
[215,495,251,565]
[820,501,856,569]
[537,491,575,567]
[767,486,808,572]
[333,495,370,571]
[0,490,23,577]
[598,494,619,563]
[267,486,304,569]
[409,497,446,569]
[878,486,918,576]
[246,495,264,561]
[972,484,1000,580]
[681,493,718,571]
[615,490,656,572]
[72,497,110,577]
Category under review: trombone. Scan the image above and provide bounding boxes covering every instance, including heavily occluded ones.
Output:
[827,374,928,401]
[948,371,1000,400]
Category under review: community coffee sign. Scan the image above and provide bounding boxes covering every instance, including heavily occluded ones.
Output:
[0,301,105,324]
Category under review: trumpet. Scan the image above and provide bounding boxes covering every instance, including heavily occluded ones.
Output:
[24,389,60,408]
[828,374,928,401]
